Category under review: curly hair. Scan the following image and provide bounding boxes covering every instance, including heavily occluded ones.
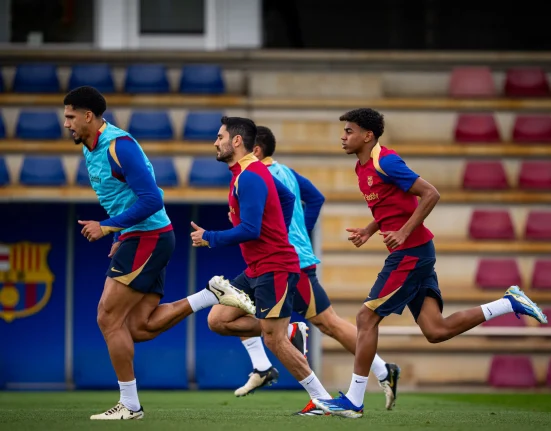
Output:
[221,116,257,152]
[255,126,276,157]
[339,108,384,138]
[63,86,107,117]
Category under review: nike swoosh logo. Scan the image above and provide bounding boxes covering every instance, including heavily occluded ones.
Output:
[111,267,123,273]
[210,286,225,296]
[306,378,314,385]
[487,308,493,316]
[261,308,270,312]
[389,374,394,387]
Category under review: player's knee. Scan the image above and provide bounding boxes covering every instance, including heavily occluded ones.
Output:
[263,332,285,353]
[421,326,448,344]
[356,305,378,330]
[207,312,228,335]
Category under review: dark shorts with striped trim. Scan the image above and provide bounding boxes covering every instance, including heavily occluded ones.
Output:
[292,265,331,319]
[231,271,300,319]
[106,225,175,297]
[365,240,443,321]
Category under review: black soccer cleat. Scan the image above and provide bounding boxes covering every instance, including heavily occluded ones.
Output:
[234,366,280,397]
[379,363,400,410]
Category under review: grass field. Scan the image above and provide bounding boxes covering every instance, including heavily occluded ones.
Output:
[1,390,550,431]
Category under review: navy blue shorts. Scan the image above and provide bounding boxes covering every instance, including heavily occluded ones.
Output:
[293,265,331,319]
[231,271,299,319]
[365,240,443,321]
[106,229,175,297]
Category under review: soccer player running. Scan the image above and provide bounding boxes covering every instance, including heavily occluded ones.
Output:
[232,126,400,414]
[63,87,254,420]
[190,116,333,406]
[313,108,548,418]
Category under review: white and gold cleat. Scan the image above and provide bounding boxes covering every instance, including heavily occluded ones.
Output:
[90,402,144,420]
[207,276,256,315]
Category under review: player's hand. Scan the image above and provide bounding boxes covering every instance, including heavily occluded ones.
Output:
[190,221,208,247]
[108,241,121,258]
[78,220,104,242]
[380,230,408,250]
[346,227,371,248]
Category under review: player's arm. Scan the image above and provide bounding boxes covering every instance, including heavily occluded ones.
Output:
[291,169,325,234]
[202,171,267,247]
[400,177,440,235]
[273,176,295,230]
[99,137,164,236]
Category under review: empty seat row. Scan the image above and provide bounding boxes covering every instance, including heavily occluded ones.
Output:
[488,356,551,388]
[469,209,551,240]
[462,160,551,190]
[476,258,551,290]
[455,114,551,143]
[450,67,550,98]
[0,110,222,140]
[2,64,225,94]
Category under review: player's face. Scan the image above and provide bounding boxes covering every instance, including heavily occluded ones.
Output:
[215,125,235,162]
[341,122,368,154]
[64,105,91,145]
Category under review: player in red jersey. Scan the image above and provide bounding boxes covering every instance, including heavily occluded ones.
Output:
[314,108,547,418]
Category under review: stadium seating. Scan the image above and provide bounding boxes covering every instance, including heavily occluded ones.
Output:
[475,259,522,289]
[149,157,179,187]
[542,309,551,327]
[518,161,551,190]
[13,64,60,93]
[0,72,4,92]
[102,111,118,127]
[504,68,550,98]
[127,111,173,140]
[19,156,66,186]
[462,161,508,190]
[179,65,225,94]
[482,313,526,327]
[512,115,551,143]
[468,210,515,239]
[532,260,551,290]
[188,157,232,187]
[69,64,115,93]
[449,67,496,97]
[16,111,62,139]
[0,112,5,138]
[454,114,501,142]
[183,111,223,140]
[75,159,90,186]
[124,64,170,93]
[525,211,551,240]
[488,355,537,388]
[0,157,9,186]
[548,360,551,387]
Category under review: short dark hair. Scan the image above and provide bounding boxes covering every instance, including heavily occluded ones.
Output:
[63,86,107,117]
[221,116,257,152]
[339,108,384,138]
[255,126,276,157]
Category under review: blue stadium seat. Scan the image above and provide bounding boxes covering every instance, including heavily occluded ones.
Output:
[128,111,173,140]
[102,111,118,127]
[0,72,4,92]
[20,156,66,186]
[69,64,115,93]
[179,65,225,94]
[188,157,232,187]
[76,159,90,186]
[16,111,62,140]
[124,64,170,93]
[0,112,5,138]
[183,111,222,140]
[149,157,178,187]
[13,64,60,93]
[0,157,10,186]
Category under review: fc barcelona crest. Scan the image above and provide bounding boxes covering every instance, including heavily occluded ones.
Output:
[367,176,373,187]
[0,242,54,323]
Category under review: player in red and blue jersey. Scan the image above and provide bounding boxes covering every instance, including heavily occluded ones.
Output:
[190,116,333,404]
[314,108,548,419]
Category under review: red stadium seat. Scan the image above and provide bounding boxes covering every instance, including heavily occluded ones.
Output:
[482,313,525,327]
[462,161,509,190]
[449,67,496,98]
[518,161,551,190]
[532,260,551,291]
[454,114,501,143]
[475,259,522,290]
[541,308,551,327]
[547,359,551,387]
[488,355,536,388]
[469,210,515,240]
[512,115,551,143]
[504,68,550,97]
[525,211,551,240]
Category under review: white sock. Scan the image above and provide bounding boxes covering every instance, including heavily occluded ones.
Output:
[287,324,294,338]
[187,288,218,312]
[242,337,272,372]
[345,373,368,408]
[481,298,514,321]
[299,371,331,400]
[119,379,140,411]
[371,354,388,381]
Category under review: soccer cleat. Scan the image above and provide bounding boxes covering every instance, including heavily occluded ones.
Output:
[313,392,363,419]
[289,322,309,357]
[234,366,279,397]
[293,400,327,416]
[90,402,144,420]
[207,276,256,315]
[379,363,400,410]
[504,285,548,324]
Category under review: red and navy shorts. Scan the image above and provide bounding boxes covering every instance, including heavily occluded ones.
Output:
[292,265,331,319]
[231,271,300,319]
[365,240,443,321]
[106,225,175,297]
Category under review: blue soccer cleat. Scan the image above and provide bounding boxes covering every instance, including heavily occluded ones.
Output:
[313,392,363,419]
[504,285,548,324]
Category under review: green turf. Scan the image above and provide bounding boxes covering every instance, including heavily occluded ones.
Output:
[1,391,550,431]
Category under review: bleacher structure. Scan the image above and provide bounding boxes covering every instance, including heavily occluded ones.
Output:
[1,51,550,391]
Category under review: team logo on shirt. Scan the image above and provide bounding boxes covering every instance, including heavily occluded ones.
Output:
[367,176,373,187]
